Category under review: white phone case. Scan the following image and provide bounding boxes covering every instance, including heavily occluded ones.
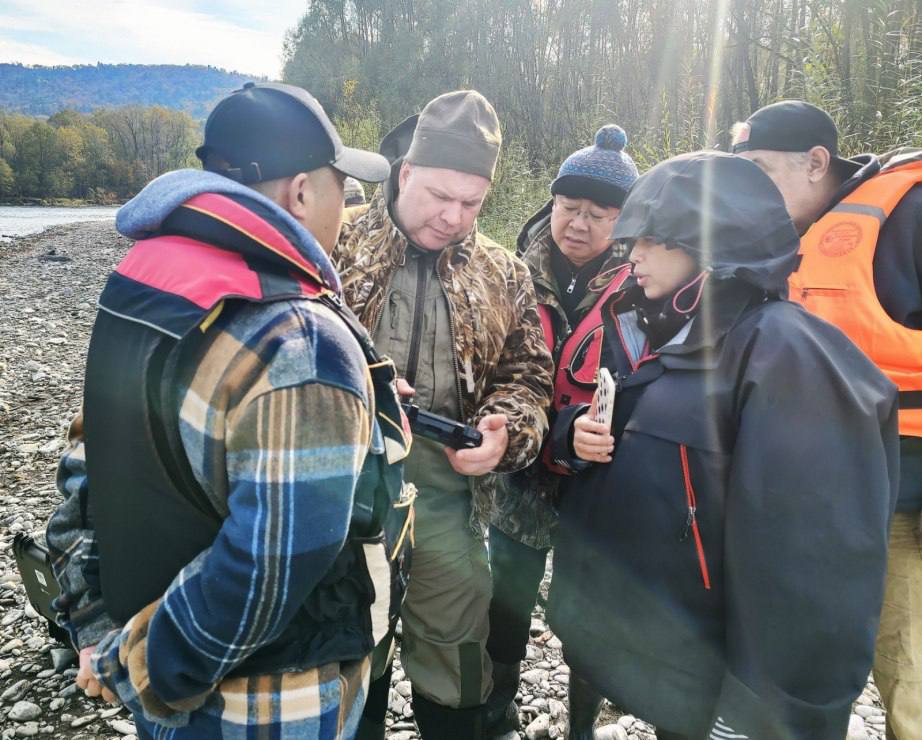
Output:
[595,367,616,429]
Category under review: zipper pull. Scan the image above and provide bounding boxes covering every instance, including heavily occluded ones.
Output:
[566,274,578,294]
[464,358,476,393]
[679,506,695,542]
[389,292,400,330]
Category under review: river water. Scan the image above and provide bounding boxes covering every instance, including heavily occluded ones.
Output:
[0,205,119,241]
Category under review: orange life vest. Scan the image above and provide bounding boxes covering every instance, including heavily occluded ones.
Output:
[789,159,922,437]
[539,263,632,473]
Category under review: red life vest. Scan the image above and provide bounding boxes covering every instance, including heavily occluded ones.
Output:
[540,263,632,474]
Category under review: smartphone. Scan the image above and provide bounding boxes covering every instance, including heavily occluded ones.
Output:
[595,367,616,429]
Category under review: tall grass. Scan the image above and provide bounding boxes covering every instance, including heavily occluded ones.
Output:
[479,139,553,249]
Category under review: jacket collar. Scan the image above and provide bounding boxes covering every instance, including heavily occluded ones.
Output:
[605,279,769,368]
[116,169,340,293]
[516,199,553,256]
[824,154,882,216]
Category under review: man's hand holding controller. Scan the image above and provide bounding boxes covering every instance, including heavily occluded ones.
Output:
[397,378,506,476]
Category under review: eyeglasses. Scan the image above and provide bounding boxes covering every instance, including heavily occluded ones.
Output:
[553,197,618,228]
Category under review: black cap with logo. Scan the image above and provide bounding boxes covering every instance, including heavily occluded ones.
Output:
[731,100,860,178]
[196,82,390,185]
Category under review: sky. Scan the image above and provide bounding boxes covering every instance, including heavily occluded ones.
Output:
[0,0,307,78]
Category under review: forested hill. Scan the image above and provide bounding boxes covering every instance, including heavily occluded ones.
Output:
[0,64,260,119]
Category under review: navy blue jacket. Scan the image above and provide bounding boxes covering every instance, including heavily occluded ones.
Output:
[548,152,899,740]
[549,281,898,739]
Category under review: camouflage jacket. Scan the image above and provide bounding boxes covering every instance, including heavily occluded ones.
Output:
[490,206,626,548]
[335,188,554,536]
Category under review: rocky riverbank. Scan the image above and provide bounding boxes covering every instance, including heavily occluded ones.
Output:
[0,221,887,739]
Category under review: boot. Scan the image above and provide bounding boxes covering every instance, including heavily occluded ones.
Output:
[412,689,484,740]
[354,665,391,740]
[353,715,386,740]
[567,673,603,740]
[483,660,521,737]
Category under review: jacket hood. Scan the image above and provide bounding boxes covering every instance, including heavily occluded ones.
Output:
[380,115,420,164]
[116,168,341,292]
[612,151,800,293]
[516,200,553,256]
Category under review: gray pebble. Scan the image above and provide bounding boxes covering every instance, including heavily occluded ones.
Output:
[8,701,41,722]
[1,639,23,654]
[1,680,30,702]
[525,713,550,739]
[69,713,98,728]
[110,719,137,735]
[521,668,549,685]
[596,725,628,740]
[0,611,22,628]
[847,714,868,740]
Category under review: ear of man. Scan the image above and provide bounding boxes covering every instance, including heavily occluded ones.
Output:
[249,172,318,217]
[250,168,344,254]
[398,160,412,191]
[806,145,833,183]
[285,172,315,219]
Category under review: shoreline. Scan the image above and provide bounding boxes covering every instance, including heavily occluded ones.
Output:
[0,220,118,254]
[0,199,125,208]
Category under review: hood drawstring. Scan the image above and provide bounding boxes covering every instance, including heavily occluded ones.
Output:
[672,270,710,315]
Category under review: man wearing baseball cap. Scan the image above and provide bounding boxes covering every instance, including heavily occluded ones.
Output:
[734,100,922,739]
[46,82,411,739]
[336,90,554,739]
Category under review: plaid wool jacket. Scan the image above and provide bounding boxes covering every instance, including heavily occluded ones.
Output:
[47,174,385,736]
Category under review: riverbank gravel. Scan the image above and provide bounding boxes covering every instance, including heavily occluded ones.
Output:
[0,221,887,738]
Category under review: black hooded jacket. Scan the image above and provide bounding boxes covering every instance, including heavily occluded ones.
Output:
[547,153,899,740]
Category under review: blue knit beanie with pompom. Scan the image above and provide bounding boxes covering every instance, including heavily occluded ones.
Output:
[551,125,639,208]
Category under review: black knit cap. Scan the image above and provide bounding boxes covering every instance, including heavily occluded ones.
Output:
[196,82,389,185]
[731,100,860,178]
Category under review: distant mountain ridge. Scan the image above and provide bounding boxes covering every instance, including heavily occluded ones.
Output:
[0,63,265,120]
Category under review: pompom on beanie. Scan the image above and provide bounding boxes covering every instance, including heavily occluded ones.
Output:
[551,125,639,208]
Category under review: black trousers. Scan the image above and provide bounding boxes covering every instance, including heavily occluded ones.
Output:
[486,526,550,663]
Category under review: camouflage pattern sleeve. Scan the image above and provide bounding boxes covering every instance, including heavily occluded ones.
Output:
[474,256,554,473]
[46,411,121,650]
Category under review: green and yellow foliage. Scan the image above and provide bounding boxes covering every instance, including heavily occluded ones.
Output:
[0,107,198,203]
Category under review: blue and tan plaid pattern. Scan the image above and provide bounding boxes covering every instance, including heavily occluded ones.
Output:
[121,653,370,739]
[48,296,376,736]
